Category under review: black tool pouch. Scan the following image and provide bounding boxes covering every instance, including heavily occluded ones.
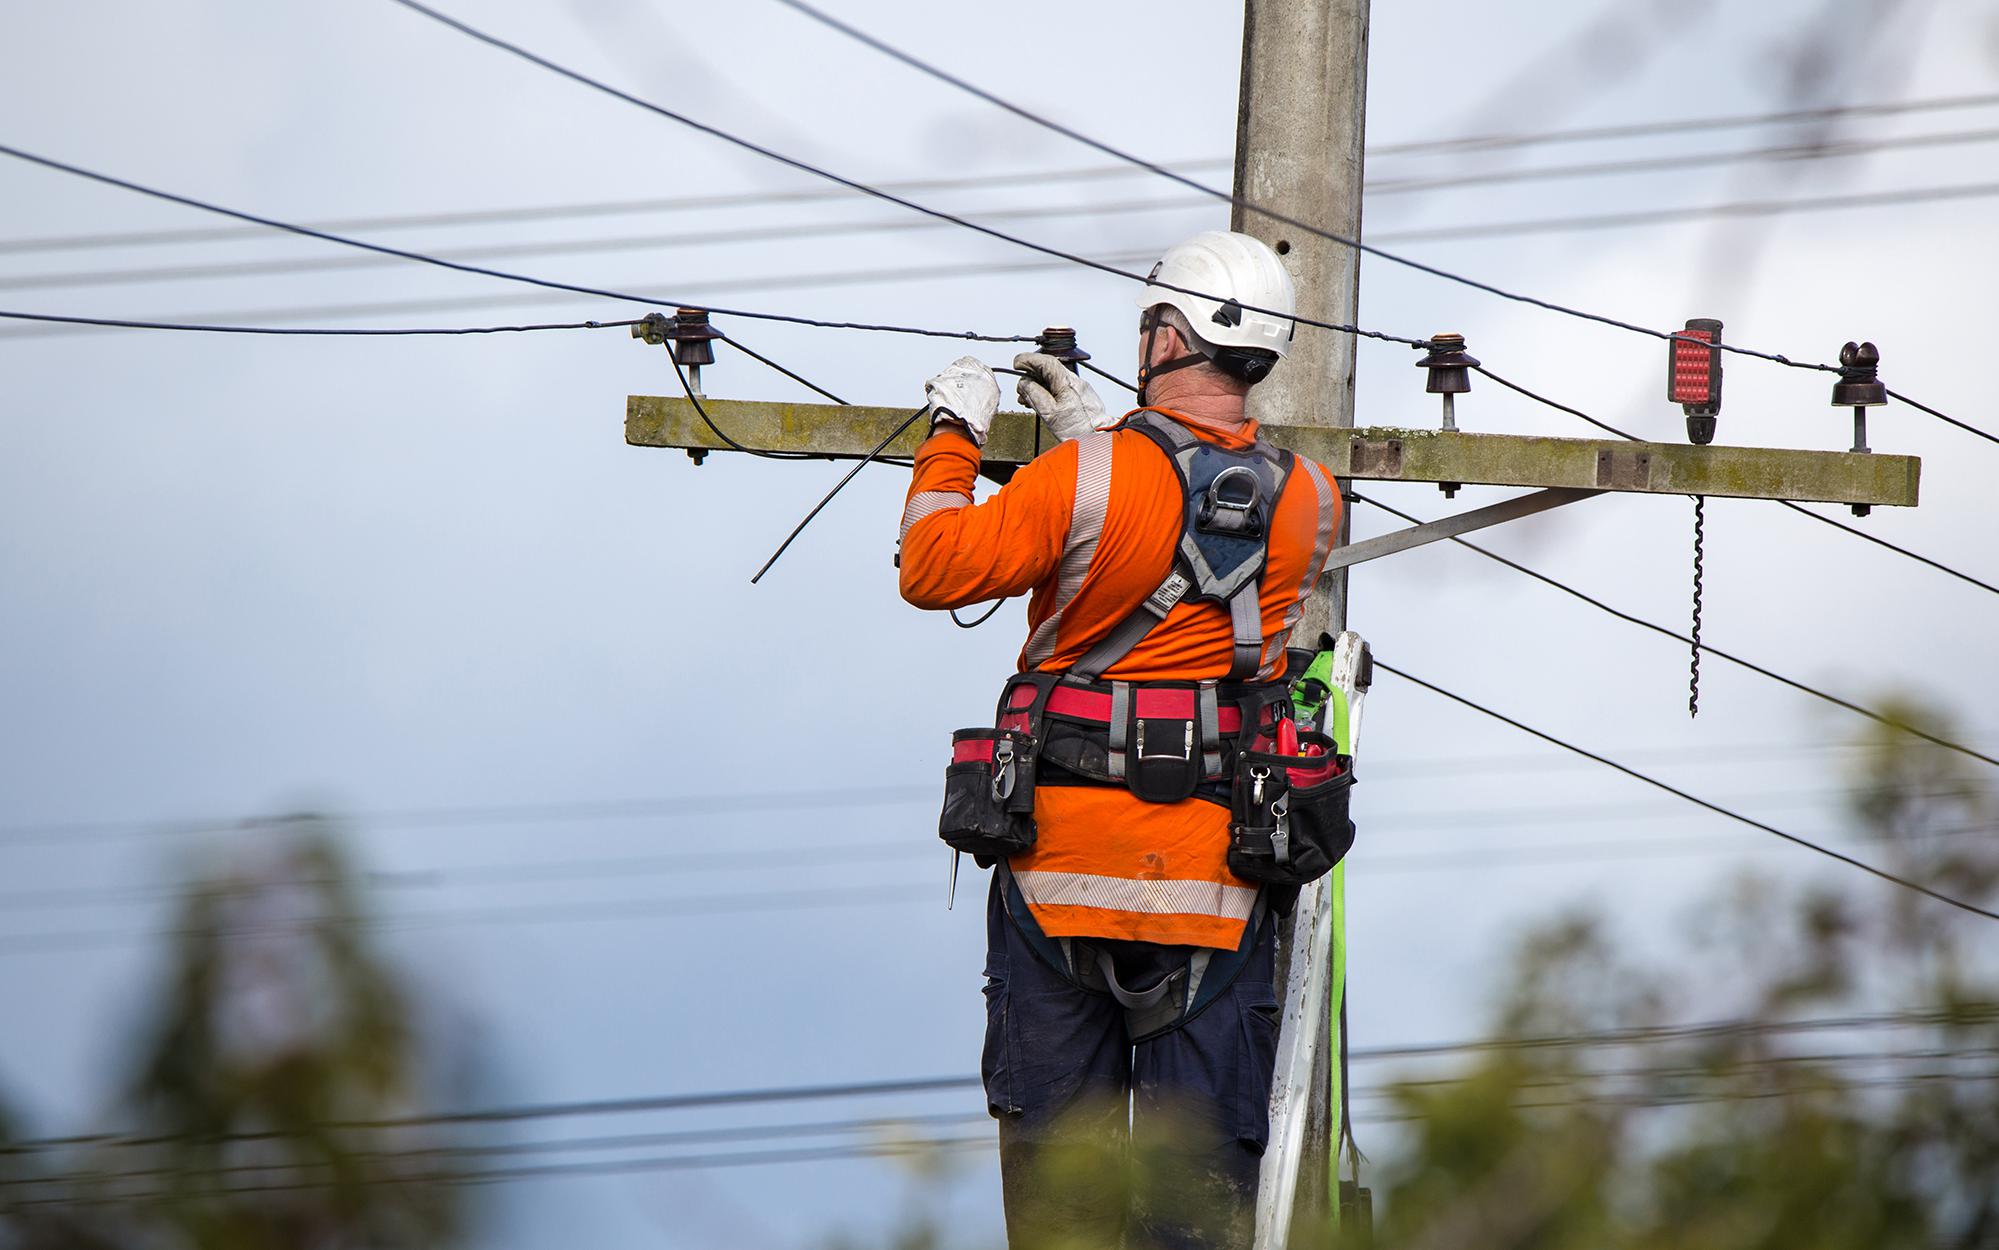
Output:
[1116,683,1204,804]
[939,728,1038,862]
[1228,730,1356,885]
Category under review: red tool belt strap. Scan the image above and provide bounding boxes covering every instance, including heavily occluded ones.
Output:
[997,673,1277,791]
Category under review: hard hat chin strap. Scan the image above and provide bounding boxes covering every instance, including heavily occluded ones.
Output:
[1137,309,1210,407]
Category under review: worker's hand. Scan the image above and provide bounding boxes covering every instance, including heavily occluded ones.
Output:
[924,356,1000,446]
[1014,352,1111,442]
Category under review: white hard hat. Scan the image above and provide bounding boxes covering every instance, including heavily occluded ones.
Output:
[1135,230,1296,360]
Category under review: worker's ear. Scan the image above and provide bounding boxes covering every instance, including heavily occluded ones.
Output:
[1145,321,1187,368]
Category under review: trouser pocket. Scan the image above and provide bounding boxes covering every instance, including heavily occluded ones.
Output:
[1228,730,1356,885]
[940,728,1038,862]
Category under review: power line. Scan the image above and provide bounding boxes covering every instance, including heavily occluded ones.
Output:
[1350,489,1999,771]
[1375,179,1999,246]
[1468,362,1999,597]
[23,1048,1998,1197]
[759,0,1842,376]
[1888,386,1999,448]
[0,196,1207,294]
[16,135,1999,296]
[1375,659,1999,922]
[9,740,1926,848]
[19,172,1999,340]
[8,1004,1987,1158]
[1363,127,1999,197]
[0,252,1158,344]
[1367,90,1999,158]
[0,162,1223,256]
[0,143,1033,346]
[1775,501,1999,595]
[8,90,1997,257]
[0,309,638,337]
[382,0,1427,351]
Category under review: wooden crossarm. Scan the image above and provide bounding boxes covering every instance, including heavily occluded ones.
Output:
[626,396,1921,508]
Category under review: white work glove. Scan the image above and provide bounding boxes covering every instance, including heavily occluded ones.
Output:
[923,356,1001,447]
[1013,352,1112,442]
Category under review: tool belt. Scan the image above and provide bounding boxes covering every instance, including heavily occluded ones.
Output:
[936,413,1354,885]
[938,666,1355,886]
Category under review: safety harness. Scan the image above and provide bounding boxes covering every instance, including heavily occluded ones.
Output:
[990,410,1303,1040]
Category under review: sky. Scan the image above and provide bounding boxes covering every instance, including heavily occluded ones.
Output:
[2,0,1997,1245]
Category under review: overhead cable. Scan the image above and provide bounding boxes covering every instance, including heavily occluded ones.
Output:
[0,309,636,337]
[8,90,1998,256]
[1362,126,1999,197]
[1777,501,1999,596]
[9,1003,1988,1157]
[1887,386,1999,449]
[1375,660,1999,922]
[1367,89,1999,157]
[1351,490,1999,771]
[0,142,1033,346]
[1470,363,1999,597]
[382,0,1429,350]
[762,0,1839,374]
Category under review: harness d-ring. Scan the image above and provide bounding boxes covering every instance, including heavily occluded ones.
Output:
[1199,464,1264,534]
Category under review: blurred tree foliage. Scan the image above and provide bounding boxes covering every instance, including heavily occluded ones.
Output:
[0,816,467,1250]
[1364,697,1999,1250]
[824,698,1999,1250]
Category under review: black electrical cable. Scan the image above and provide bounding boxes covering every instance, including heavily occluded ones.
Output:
[9,1005,1988,1159]
[1887,386,1999,448]
[0,309,638,336]
[0,195,1210,295]
[1472,364,1640,439]
[1080,358,1141,395]
[1362,127,1999,198]
[1777,501,1999,598]
[766,0,1841,376]
[9,90,1997,257]
[0,142,1033,346]
[1375,660,1999,922]
[750,406,930,584]
[666,350,815,462]
[1467,363,1999,599]
[383,0,1429,351]
[950,600,1005,628]
[1349,492,1999,771]
[712,330,855,406]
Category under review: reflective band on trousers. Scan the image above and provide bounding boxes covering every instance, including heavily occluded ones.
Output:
[1013,868,1259,922]
[1259,457,1341,678]
[1022,431,1115,667]
[900,489,972,540]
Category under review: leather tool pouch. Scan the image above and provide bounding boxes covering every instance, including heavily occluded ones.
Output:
[1121,683,1203,804]
[939,728,1038,862]
[1228,730,1356,885]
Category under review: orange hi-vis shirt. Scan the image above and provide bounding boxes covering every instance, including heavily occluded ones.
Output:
[900,407,1344,951]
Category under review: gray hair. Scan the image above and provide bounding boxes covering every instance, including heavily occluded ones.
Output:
[1145,304,1230,382]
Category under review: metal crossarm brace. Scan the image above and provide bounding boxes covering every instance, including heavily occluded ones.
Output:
[1325,487,1600,571]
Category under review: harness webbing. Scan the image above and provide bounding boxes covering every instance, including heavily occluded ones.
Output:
[1066,411,1292,683]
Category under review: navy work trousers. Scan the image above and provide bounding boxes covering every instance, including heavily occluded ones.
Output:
[981,878,1281,1250]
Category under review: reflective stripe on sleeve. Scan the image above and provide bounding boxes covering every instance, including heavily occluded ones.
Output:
[1021,431,1114,668]
[1013,868,1259,921]
[1260,459,1340,678]
[899,489,972,540]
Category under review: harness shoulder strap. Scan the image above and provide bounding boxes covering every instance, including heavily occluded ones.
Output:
[1068,412,1293,682]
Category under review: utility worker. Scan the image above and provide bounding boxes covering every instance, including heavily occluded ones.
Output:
[899,231,1349,1250]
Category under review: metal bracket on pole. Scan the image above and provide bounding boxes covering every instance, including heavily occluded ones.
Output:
[1321,487,1602,573]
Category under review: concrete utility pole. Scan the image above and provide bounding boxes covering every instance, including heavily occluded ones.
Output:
[1232,1,1371,1239]
[1233,0,1370,645]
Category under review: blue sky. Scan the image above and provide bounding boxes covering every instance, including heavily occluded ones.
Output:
[3,1,1996,1245]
